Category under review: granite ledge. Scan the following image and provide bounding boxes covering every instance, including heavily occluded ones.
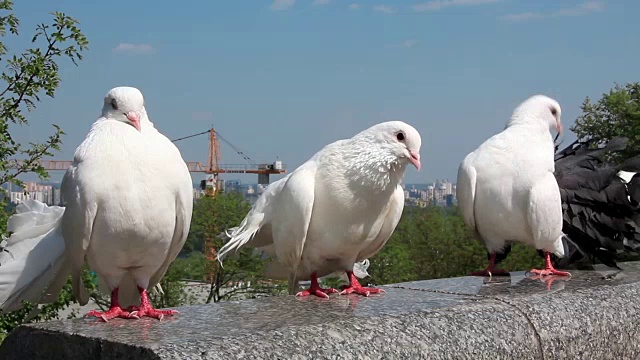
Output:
[2,262,640,360]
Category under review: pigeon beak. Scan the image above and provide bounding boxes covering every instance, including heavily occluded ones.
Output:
[556,120,562,136]
[126,111,141,132]
[409,150,421,171]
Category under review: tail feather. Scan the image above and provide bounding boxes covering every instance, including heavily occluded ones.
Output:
[218,177,288,263]
[0,200,71,312]
[217,221,262,263]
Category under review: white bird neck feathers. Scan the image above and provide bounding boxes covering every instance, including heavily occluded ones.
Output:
[343,143,406,191]
[506,95,563,137]
[342,121,422,192]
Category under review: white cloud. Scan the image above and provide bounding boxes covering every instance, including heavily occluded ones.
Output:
[501,1,605,22]
[348,3,361,10]
[554,1,604,16]
[412,0,499,12]
[312,0,331,5]
[113,43,155,55]
[270,0,295,11]
[373,5,396,14]
[400,39,419,48]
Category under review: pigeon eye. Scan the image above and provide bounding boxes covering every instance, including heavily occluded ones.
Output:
[111,99,118,110]
[396,132,405,142]
[550,107,557,116]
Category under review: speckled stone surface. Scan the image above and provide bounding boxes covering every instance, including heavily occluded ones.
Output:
[2,262,640,359]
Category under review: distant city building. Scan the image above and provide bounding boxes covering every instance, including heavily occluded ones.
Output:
[9,182,59,206]
[9,178,458,209]
[402,179,457,208]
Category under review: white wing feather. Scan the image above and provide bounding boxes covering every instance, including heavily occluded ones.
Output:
[456,154,477,230]
[356,185,405,261]
[527,172,565,256]
[60,161,95,306]
[270,160,317,276]
[337,185,404,282]
[0,200,69,312]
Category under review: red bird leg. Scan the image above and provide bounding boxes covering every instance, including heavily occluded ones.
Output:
[85,288,134,322]
[529,252,571,277]
[339,271,385,297]
[295,273,338,299]
[470,253,510,277]
[128,287,179,320]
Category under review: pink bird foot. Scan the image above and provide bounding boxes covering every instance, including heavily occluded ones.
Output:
[338,271,385,297]
[128,305,178,320]
[84,288,136,322]
[529,268,571,277]
[339,285,385,297]
[127,287,179,321]
[295,273,338,299]
[85,306,136,322]
[470,253,510,277]
[529,251,572,277]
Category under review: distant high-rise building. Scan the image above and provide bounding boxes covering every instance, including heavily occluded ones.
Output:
[53,187,61,206]
[445,194,455,207]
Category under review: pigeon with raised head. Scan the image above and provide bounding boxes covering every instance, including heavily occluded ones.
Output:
[457,95,569,278]
[481,138,640,271]
[0,86,193,321]
[217,121,421,298]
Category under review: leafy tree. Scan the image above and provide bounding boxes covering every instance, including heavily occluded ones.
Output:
[0,1,88,341]
[185,191,286,303]
[571,82,640,159]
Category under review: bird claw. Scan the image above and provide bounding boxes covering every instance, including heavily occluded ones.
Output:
[85,306,136,322]
[295,287,338,299]
[127,305,178,320]
[528,268,571,277]
[339,286,385,297]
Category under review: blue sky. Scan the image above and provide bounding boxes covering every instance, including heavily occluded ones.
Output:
[9,0,639,185]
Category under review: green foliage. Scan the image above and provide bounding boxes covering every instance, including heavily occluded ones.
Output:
[183,192,286,303]
[0,1,87,190]
[0,1,87,341]
[366,205,542,285]
[571,82,640,160]
[183,191,251,254]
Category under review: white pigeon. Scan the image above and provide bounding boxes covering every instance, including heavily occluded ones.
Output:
[0,87,193,321]
[457,95,570,278]
[217,121,421,298]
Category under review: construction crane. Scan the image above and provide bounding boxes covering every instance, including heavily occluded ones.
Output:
[9,128,286,197]
[173,128,286,196]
